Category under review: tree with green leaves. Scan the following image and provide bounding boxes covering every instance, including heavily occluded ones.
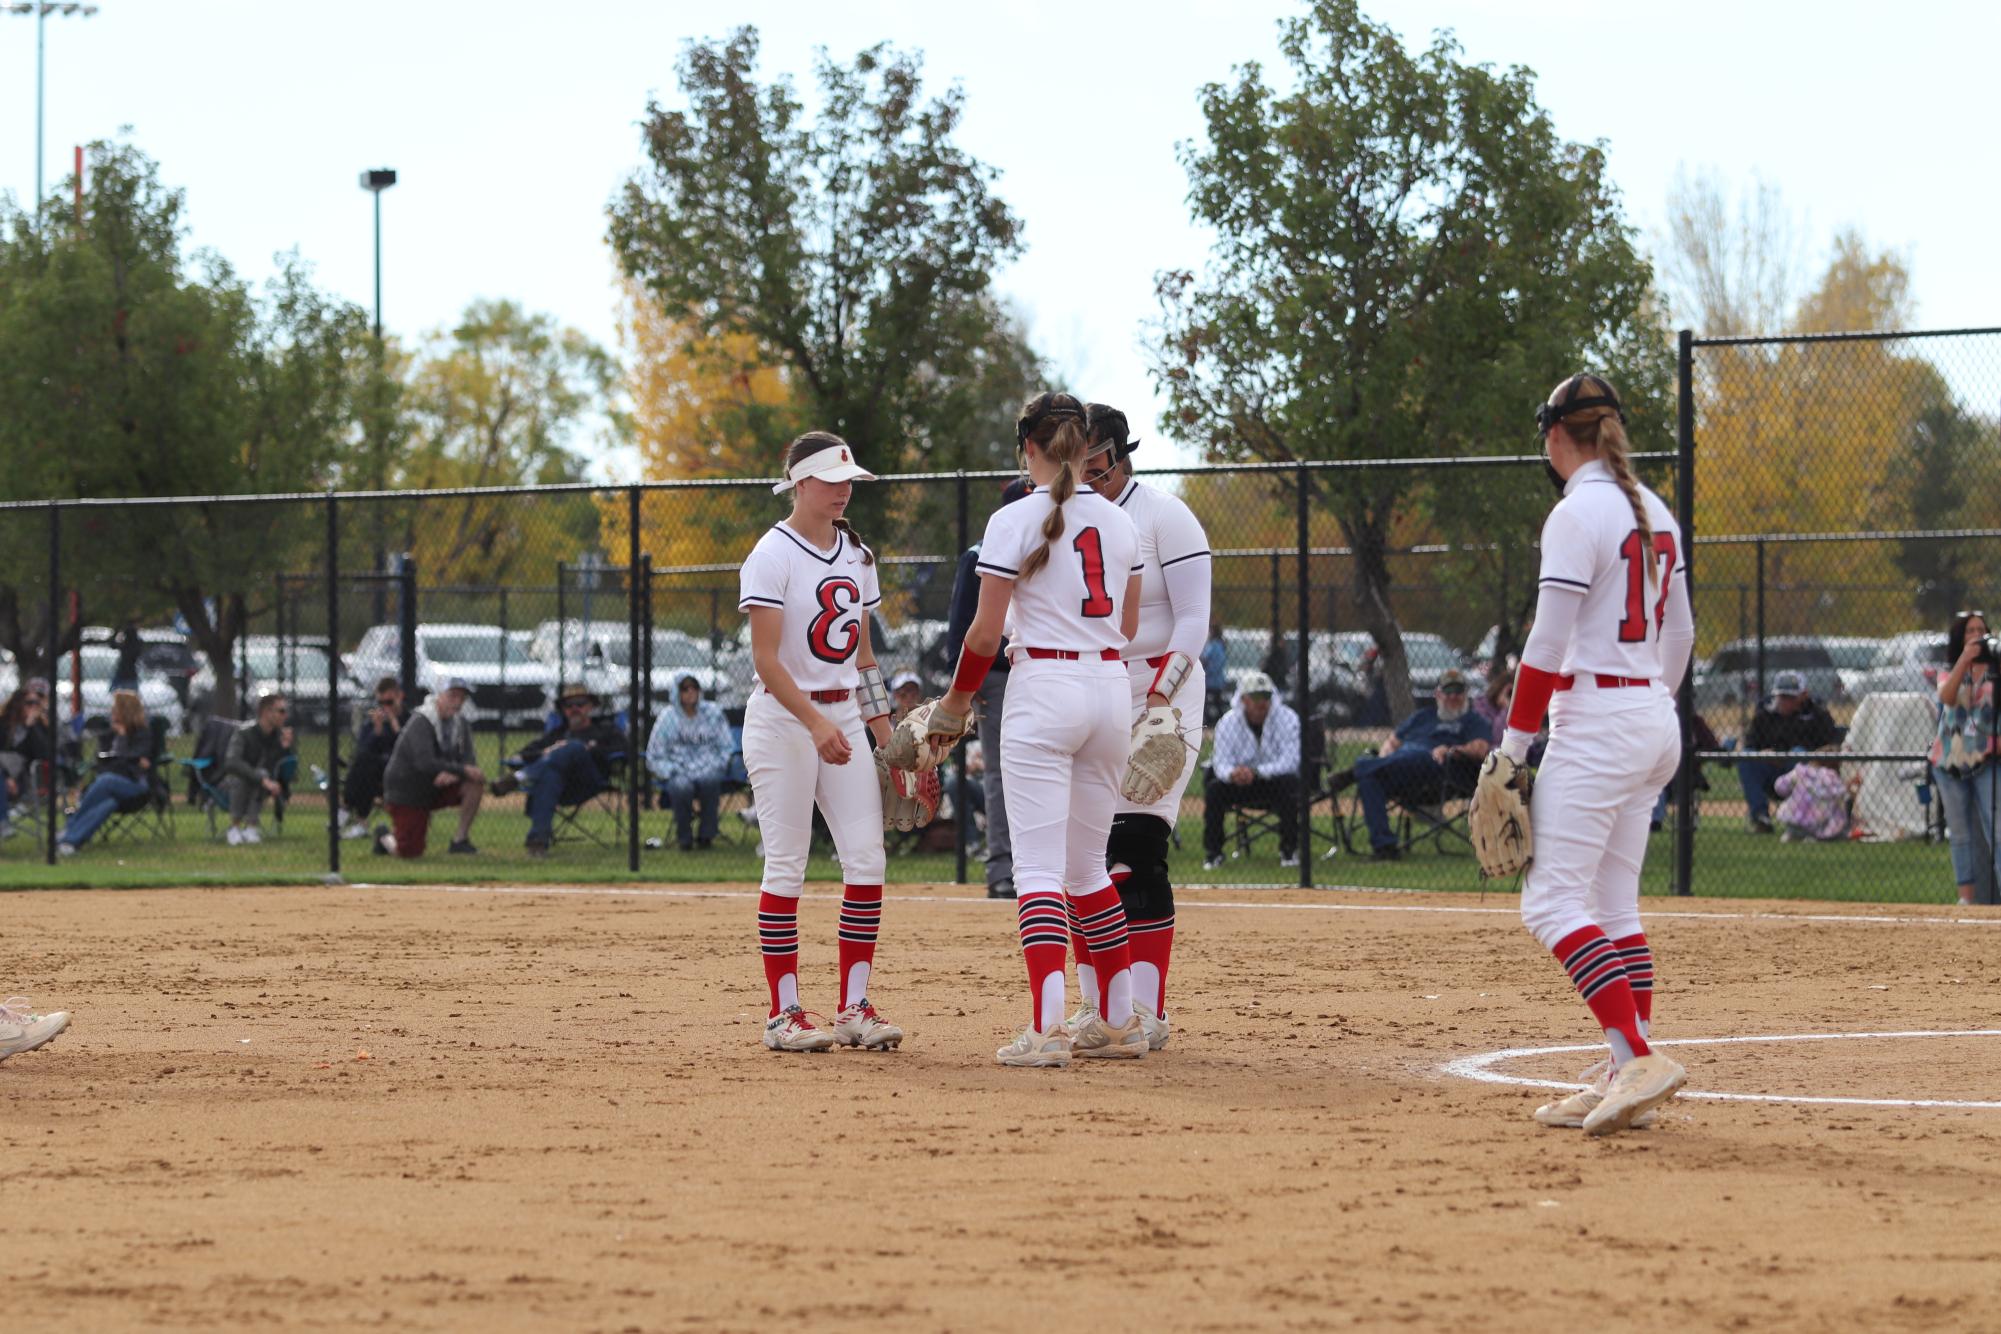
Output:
[0,141,372,714]
[607,26,1040,547]
[1154,0,1668,715]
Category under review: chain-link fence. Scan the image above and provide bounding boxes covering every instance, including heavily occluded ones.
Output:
[0,326,1992,903]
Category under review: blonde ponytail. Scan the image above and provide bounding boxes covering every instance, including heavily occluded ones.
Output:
[1017,420,1086,582]
[1548,374,1654,588]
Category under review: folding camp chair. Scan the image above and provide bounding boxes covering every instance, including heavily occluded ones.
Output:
[1230,716,1328,860]
[184,717,296,841]
[527,752,628,849]
[94,716,176,846]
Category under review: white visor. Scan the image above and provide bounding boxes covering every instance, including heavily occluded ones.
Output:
[772,443,877,494]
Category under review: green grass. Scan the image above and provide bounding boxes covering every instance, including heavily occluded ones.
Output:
[0,730,1961,903]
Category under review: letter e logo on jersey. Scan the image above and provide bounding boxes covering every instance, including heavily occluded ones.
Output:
[807,577,863,664]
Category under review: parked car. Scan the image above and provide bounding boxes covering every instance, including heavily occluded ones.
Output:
[80,624,202,709]
[189,635,365,731]
[1855,631,1952,700]
[1823,636,1888,703]
[527,619,732,712]
[347,623,553,729]
[1692,636,1844,717]
[60,643,186,735]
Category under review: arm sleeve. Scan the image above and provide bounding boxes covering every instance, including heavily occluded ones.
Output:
[222,726,262,783]
[1774,769,1798,797]
[1158,504,1213,663]
[1658,571,1695,696]
[645,712,671,780]
[1256,706,1301,778]
[1535,503,1598,595]
[737,542,785,611]
[1501,582,1587,761]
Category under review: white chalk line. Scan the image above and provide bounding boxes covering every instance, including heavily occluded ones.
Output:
[351,881,2001,930]
[1441,1030,2001,1109]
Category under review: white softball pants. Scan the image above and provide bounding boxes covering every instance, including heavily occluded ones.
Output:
[1000,658,1131,898]
[1113,660,1205,826]
[1520,682,1681,949]
[742,689,886,896]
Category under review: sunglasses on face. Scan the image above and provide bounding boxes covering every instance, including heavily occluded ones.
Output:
[562,701,592,712]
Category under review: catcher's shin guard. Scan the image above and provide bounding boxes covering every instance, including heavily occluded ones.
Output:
[1107,813,1174,920]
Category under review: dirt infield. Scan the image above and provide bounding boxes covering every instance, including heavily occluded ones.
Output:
[6,882,2001,1332]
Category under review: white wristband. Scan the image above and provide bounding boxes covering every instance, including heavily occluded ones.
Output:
[1500,728,1536,765]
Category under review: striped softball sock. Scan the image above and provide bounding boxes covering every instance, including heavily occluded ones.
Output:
[1016,893,1071,1033]
[837,884,883,1011]
[1067,885,1134,1026]
[1552,924,1650,1065]
[1127,912,1175,1019]
[1068,899,1098,1016]
[1614,932,1654,1036]
[757,891,801,1018]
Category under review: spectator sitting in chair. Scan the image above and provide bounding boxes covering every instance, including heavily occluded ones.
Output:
[340,676,407,839]
[222,693,296,846]
[1736,669,1837,834]
[1202,671,1301,871]
[492,684,629,857]
[56,690,152,855]
[1329,667,1489,862]
[376,677,485,858]
[646,674,730,851]
[0,683,54,839]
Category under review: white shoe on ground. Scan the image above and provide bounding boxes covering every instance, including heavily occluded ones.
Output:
[340,820,371,840]
[762,1005,834,1052]
[225,826,244,846]
[1064,1001,1098,1036]
[1534,1059,1657,1129]
[240,825,262,845]
[1581,1053,1685,1136]
[1072,1012,1147,1059]
[1135,1003,1171,1051]
[55,843,75,859]
[831,999,904,1050]
[996,1025,1073,1068]
[0,998,70,1062]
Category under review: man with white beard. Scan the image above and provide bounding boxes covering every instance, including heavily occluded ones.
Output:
[1330,666,1491,862]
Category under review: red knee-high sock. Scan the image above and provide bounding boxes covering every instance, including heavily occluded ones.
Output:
[1614,932,1654,1029]
[758,891,800,1018]
[837,884,882,1011]
[1553,925,1650,1062]
[1127,912,1175,1016]
[1017,893,1070,1032]
[1068,898,1098,1008]
[1067,885,1132,1017]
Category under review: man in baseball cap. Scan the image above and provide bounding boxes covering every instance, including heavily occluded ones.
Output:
[1738,668,1837,834]
[1202,671,1304,869]
[491,682,630,856]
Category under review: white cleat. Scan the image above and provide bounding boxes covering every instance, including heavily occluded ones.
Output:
[996,1025,1073,1068]
[0,998,70,1063]
[762,1005,835,1053]
[1581,1053,1686,1136]
[1063,1001,1099,1037]
[1072,1012,1147,1060]
[831,999,904,1051]
[1135,1003,1171,1052]
[1534,1060,1656,1129]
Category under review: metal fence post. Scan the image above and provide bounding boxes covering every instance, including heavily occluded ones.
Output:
[326,493,341,879]
[555,560,567,702]
[45,500,57,866]
[627,486,641,874]
[1295,462,1312,887]
[496,586,509,763]
[396,553,417,703]
[1674,329,1696,897]
[953,469,970,887]
[1755,538,1767,703]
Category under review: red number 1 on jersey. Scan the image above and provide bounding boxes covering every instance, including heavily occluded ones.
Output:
[1073,527,1114,619]
[1617,529,1677,642]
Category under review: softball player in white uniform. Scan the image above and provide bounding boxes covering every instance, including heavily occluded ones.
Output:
[1072,403,1210,1050]
[1496,374,1695,1135]
[741,432,904,1054]
[920,392,1146,1067]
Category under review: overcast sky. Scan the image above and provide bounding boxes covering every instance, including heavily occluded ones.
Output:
[3,1,1994,476]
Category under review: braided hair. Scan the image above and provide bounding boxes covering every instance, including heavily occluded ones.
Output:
[1014,392,1089,582]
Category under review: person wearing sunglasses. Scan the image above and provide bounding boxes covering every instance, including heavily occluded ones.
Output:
[221,693,296,846]
[491,684,629,857]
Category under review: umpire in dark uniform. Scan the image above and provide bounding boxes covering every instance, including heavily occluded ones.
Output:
[946,478,1031,899]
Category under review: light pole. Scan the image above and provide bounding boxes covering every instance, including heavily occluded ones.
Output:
[5,3,99,216]
[358,168,396,623]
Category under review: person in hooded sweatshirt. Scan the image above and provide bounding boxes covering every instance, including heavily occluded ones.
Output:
[376,677,486,858]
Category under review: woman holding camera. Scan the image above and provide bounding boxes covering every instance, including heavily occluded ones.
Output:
[1932,611,2000,905]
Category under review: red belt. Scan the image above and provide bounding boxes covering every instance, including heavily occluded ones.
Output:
[1555,674,1651,691]
[808,688,851,702]
[1022,648,1121,662]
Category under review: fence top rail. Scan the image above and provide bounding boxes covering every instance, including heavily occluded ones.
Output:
[1694,526,2001,547]
[0,452,1677,514]
[1689,324,2001,349]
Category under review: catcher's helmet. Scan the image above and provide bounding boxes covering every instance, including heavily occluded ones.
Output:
[1085,402,1141,463]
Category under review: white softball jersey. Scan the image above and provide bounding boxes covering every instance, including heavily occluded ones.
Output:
[737,523,883,693]
[974,487,1140,654]
[1536,463,1684,682]
[1110,478,1212,663]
